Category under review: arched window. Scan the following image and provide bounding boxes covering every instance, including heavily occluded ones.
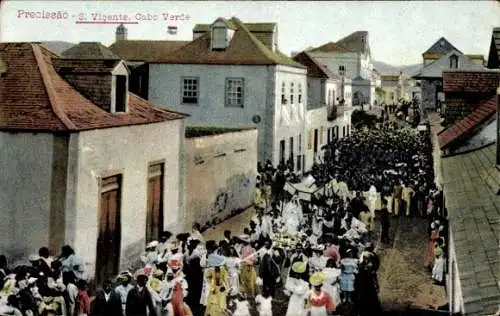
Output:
[449,55,459,69]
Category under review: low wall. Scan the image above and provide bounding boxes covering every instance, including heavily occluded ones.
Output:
[184,127,258,231]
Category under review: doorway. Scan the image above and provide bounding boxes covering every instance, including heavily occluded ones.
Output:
[289,137,294,168]
[279,140,285,165]
[146,163,164,243]
[96,175,122,285]
[313,129,319,154]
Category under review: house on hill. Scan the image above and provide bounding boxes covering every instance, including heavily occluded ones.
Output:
[145,17,309,169]
[306,31,378,108]
[0,42,187,285]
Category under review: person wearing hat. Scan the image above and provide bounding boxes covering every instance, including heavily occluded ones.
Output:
[141,241,159,269]
[126,271,157,316]
[284,261,309,316]
[115,271,134,316]
[322,258,341,308]
[239,236,257,298]
[309,245,327,274]
[307,272,335,316]
[147,270,164,316]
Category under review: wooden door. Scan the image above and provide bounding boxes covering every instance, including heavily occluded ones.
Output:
[146,164,164,243]
[96,175,122,285]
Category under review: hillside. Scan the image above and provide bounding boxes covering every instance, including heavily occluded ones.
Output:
[373,60,422,76]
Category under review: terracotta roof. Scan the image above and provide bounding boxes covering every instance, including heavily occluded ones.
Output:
[149,17,304,68]
[309,41,355,53]
[423,37,462,55]
[292,51,339,79]
[443,70,500,93]
[335,31,369,54]
[109,40,190,62]
[53,58,122,73]
[0,43,186,132]
[62,42,120,60]
[438,96,497,149]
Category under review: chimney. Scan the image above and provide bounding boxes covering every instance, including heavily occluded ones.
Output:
[116,24,128,41]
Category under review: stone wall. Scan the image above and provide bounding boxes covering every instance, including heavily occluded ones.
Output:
[184,128,258,231]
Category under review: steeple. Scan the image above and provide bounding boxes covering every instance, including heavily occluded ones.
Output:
[116,24,128,41]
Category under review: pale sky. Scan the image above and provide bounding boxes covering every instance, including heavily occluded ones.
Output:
[1,0,498,65]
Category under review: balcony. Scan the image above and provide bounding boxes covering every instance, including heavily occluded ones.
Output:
[327,104,342,121]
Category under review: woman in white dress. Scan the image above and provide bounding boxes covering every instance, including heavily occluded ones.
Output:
[255,293,273,316]
[232,295,251,316]
[224,248,241,297]
[321,259,341,308]
[367,185,380,216]
[285,262,309,316]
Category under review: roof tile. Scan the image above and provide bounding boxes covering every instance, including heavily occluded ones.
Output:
[443,70,500,93]
[0,42,186,132]
[438,96,497,149]
[109,40,189,62]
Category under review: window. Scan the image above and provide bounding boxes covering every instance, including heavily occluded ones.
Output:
[339,65,345,76]
[181,77,199,104]
[449,55,459,69]
[114,75,127,112]
[279,140,286,164]
[211,27,227,50]
[296,155,302,171]
[290,82,294,104]
[343,126,346,137]
[298,83,303,103]
[298,134,302,152]
[307,129,313,150]
[328,128,331,143]
[225,77,244,107]
[320,126,324,145]
[281,82,286,104]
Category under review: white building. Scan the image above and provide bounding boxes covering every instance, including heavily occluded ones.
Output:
[292,51,352,170]
[144,17,308,168]
[0,43,186,285]
[306,31,377,108]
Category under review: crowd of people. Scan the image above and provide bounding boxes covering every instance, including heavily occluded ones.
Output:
[0,119,443,316]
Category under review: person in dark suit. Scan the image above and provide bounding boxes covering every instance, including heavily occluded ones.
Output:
[92,279,122,316]
[126,274,157,316]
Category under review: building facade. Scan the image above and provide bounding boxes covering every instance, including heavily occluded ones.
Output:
[0,43,186,284]
[306,31,377,108]
[146,17,308,167]
[292,51,351,170]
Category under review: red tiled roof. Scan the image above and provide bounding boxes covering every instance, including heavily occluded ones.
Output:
[438,96,497,149]
[292,51,339,79]
[148,17,304,68]
[0,43,186,132]
[443,70,500,93]
[109,40,190,62]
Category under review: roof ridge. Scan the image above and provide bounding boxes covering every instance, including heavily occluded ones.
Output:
[32,44,76,130]
[232,18,287,66]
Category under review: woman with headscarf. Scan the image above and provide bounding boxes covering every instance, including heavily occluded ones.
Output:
[58,246,84,281]
[205,265,228,316]
[239,237,257,298]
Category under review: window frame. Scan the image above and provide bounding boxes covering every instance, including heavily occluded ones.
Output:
[290,82,295,104]
[281,82,287,105]
[211,26,227,50]
[181,76,200,105]
[449,55,459,69]
[225,77,245,108]
[114,75,128,113]
[298,83,303,103]
[339,65,346,76]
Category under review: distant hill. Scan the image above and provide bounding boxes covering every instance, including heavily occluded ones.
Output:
[40,41,75,56]
[373,60,422,76]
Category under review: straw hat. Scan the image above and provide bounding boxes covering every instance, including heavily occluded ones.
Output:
[291,261,307,274]
[309,272,325,286]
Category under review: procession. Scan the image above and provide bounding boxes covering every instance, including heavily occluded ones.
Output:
[0,114,446,316]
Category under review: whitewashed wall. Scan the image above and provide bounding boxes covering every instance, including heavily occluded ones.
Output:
[273,65,308,166]
[67,120,184,276]
[184,129,258,230]
[149,64,270,161]
[308,52,359,79]
[0,132,54,262]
